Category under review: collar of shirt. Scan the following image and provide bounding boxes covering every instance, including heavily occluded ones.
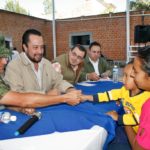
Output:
[89,57,100,75]
[23,52,44,89]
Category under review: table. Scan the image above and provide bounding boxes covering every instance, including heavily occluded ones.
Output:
[75,80,123,94]
[0,80,123,150]
[0,126,107,150]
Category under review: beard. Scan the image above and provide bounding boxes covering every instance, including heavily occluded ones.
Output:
[26,52,43,63]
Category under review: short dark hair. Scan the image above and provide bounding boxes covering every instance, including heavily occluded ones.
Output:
[138,45,150,76]
[89,41,101,50]
[22,29,42,51]
[71,44,87,58]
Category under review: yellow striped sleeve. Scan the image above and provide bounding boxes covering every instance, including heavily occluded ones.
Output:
[123,113,139,125]
[96,87,124,102]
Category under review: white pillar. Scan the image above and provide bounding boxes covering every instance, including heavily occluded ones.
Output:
[126,0,130,63]
[52,0,57,58]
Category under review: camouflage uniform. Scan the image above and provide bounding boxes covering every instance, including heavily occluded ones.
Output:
[0,75,10,99]
[0,34,12,109]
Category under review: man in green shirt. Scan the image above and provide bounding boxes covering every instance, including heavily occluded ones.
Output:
[80,41,111,81]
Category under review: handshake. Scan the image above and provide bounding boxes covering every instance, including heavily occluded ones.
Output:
[63,89,93,106]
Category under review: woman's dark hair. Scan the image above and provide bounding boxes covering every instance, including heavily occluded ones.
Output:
[138,45,150,76]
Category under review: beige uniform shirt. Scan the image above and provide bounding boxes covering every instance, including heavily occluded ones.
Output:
[4,52,73,93]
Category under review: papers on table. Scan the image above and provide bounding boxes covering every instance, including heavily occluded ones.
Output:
[77,78,112,86]
[76,82,96,86]
[86,78,112,82]
[98,78,112,81]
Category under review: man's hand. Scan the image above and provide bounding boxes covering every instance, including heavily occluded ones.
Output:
[52,62,61,73]
[21,108,35,115]
[63,90,82,106]
[7,106,35,115]
[101,70,111,78]
[87,72,100,81]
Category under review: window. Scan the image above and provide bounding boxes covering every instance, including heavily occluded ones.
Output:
[4,36,13,49]
[5,40,11,49]
[69,32,92,47]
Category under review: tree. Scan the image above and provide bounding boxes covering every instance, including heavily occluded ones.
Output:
[96,0,116,13]
[43,0,52,15]
[130,0,150,11]
[4,0,29,15]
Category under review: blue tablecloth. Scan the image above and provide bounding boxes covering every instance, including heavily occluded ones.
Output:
[75,80,123,94]
[0,81,123,150]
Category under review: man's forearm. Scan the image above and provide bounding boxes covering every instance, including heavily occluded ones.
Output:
[0,91,66,108]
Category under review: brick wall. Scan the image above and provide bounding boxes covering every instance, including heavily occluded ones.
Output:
[0,10,53,59]
[56,11,150,61]
[0,9,149,61]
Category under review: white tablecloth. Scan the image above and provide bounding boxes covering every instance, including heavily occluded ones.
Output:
[0,125,107,150]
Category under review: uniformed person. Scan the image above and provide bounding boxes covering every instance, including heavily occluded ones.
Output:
[0,35,12,110]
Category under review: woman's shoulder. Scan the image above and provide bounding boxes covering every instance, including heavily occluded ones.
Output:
[142,98,150,111]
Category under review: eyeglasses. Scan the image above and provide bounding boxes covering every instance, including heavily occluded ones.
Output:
[91,50,101,54]
[71,51,84,61]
